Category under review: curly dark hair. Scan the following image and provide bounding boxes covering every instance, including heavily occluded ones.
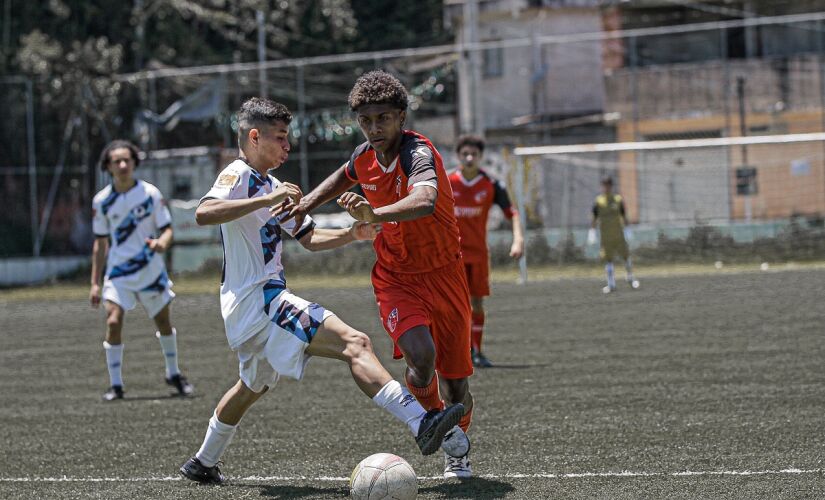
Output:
[98,140,141,172]
[601,175,614,186]
[455,134,485,153]
[237,97,293,144]
[348,70,408,111]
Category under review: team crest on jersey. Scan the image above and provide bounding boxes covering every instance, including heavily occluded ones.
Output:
[387,307,399,333]
[395,175,402,196]
[474,191,487,203]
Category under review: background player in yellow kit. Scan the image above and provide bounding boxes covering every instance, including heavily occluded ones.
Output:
[588,176,639,294]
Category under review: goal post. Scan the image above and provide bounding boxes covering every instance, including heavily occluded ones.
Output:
[510,132,825,278]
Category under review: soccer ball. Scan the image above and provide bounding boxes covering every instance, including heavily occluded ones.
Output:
[349,453,418,500]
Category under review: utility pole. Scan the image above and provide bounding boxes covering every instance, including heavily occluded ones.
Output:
[458,0,482,134]
[257,10,268,98]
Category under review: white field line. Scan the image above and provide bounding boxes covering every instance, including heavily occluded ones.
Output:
[0,468,821,483]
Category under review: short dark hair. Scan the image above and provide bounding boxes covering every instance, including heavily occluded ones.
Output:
[456,134,485,154]
[237,97,293,144]
[601,175,614,186]
[348,70,408,111]
[98,140,141,172]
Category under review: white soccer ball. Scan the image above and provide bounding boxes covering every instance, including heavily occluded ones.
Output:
[349,453,418,500]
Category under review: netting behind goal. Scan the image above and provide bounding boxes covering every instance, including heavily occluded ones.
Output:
[521,134,825,229]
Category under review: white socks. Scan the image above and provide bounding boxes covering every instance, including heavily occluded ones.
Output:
[156,329,180,379]
[625,258,635,281]
[195,411,238,467]
[103,341,124,387]
[605,262,616,289]
[372,380,427,436]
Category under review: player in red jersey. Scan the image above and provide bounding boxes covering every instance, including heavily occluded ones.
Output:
[448,135,524,368]
[286,70,474,478]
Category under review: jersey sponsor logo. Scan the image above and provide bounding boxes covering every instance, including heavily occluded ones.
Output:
[387,307,399,333]
[362,183,377,191]
[216,173,239,188]
[454,206,483,217]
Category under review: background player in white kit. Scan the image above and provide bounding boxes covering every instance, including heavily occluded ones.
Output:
[179,98,467,484]
[90,140,194,401]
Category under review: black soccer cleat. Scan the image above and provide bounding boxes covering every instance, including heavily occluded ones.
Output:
[102,385,124,401]
[166,374,194,396]
[415,403,465,456]
[472,351,494,368]
[179,457,225,485]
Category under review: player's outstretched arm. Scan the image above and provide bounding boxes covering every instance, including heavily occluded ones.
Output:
[338,185,436,223]
[89,236,108,308]
[285,164,355,222]
[297,222,379,252]
[196,183,301,225]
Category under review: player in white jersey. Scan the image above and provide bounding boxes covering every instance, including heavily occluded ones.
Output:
[179,98,467,484]
[90,140,193,401]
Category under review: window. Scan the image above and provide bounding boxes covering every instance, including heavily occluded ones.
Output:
[483,46,504,78]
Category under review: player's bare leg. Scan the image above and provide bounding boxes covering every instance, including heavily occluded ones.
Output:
[470,296,492,368]
[102,301,125,401]
[308,315,463,455]
[152,304,192,396]
[396,325,440,408]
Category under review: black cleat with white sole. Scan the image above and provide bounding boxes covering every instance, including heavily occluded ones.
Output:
[166,374,194,396]
[180,457,225,485]
[415,403,465,456]
[102,385,124,401]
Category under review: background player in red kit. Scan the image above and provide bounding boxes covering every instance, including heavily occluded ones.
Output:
[448,135,524,368]
[288,70,475,478]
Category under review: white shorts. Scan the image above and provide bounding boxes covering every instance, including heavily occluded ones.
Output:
[102,273,175,318]
[237,290,334,392]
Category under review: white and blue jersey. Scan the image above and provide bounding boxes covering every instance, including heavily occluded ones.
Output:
[201,159,316,350]
[92,180,172,292]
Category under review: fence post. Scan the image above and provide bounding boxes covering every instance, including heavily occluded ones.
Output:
[515,155,528,285]
[25,77,38,256]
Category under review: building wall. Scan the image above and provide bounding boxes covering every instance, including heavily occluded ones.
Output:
[615,111,825,223]
[458,6,607,130]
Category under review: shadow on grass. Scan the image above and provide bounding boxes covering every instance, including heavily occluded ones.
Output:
[421,477,516,498]
[103,394,202,403]
[238,483,348,498]
[477,363,553,370]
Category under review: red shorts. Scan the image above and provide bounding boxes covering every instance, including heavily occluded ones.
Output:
[371,259,473,379]
[463,259,490,297]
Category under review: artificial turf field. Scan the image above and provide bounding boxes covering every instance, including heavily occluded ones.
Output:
[2,268,824,499]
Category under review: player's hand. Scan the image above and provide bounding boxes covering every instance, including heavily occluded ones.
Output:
[268,182,303,208]
[90,284,102,308]
[350,221,381,241]
[337,192,377,223]
[145,237,168,253]
[623,227,633,241]
[509,239,524,259]
[280,197,310,224]
[587,228,598,246]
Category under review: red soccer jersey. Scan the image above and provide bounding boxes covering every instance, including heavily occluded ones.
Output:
[345,130,462,273]
[448,169,516,263]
